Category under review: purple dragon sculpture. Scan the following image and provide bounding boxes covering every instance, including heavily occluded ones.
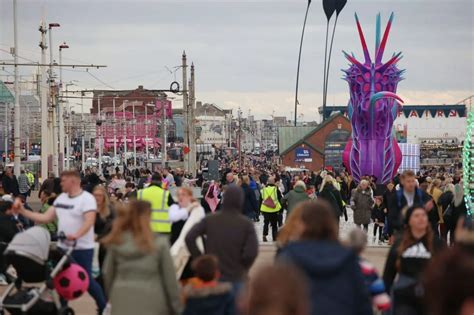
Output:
[342,12,404,184]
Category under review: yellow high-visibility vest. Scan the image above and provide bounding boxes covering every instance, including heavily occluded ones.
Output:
[138,185,171,233]
[260,186,282,213]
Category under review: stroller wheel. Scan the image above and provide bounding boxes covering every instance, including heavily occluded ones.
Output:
[58,307,75,315]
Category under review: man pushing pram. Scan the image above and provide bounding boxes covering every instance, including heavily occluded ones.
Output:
[11,170,106,314]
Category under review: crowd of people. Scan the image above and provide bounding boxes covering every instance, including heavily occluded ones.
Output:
[0,161,472,315]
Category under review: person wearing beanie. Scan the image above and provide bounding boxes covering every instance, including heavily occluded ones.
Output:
[185,185,258,289]
[383,205,445,315]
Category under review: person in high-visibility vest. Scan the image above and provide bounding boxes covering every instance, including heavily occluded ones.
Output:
[25,169,34,190]
[137,172,187,236]
[260,177,282,242]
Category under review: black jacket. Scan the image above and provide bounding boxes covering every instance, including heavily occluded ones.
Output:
[0,213,21,243]
[2,175,19,196]
[319,184,344,217]
[371,204,387,223]
[185,186,258,282]
[183,282,236,315]
[383,237,444,292]
[386,187,431,232]
[185,210,258,282]
[241,183,258,218]
[95,204,116,241]
[278,240,373,315]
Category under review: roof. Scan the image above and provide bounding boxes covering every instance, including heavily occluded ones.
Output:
[92,86,167,98]
[0,81,14,103]
[279,113,349,156]
[278,126,316,154]
[20,95,40,109]
[195,103,232,116]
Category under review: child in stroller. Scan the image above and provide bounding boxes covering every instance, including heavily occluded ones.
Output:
[0,227,83,315]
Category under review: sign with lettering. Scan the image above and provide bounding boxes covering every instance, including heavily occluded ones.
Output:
[295,147,311,161]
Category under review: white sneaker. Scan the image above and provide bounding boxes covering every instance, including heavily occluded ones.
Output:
[0,274,8,286]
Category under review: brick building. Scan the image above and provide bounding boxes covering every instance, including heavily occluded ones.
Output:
[91,86,169,152]
[279,114,351,171]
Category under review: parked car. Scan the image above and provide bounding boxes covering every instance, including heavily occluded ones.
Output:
[27,154,41,162]
[85,157,98,168]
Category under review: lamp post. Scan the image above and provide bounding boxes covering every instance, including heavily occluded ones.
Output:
[58,42,68,171]
[48,22,60,175]
[81,94,85,172]
[97,94,103,175]
[12,0,21,176]
[161,99,167,169]
[144,103,154,159]
[132,101,137,168]
[4,103,9,163]
[64,82,76,170]
[25,102,31,159]
[112,97,117,165]
[39,19,49,180]
[123,100,127,158]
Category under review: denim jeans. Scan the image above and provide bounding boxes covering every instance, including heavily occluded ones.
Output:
[72,249,107,313]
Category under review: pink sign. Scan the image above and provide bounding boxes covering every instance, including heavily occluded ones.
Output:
[156,100,172,118]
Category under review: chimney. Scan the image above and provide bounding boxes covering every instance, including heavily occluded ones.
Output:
[138,85,144,90]
[196,101,202,110]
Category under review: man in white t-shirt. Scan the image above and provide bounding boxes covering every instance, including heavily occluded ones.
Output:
[15,170,106,314]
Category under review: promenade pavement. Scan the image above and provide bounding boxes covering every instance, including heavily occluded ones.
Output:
[1,192,389,315]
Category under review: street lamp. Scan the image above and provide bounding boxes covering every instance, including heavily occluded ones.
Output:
[132,101,137,168]
[144,103,155,159]
[112,96,117,165]
[122,100,128,158]
[97,94,104,175]
[48,22,60,175]
[59,42,69,171]
[64,81,76,169]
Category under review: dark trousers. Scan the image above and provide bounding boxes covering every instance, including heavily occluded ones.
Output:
[277,210,283,227]
[262,212,278,240]
[72,249,107,313]
[373,224,384,240]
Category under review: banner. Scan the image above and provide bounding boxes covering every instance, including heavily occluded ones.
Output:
[295,147,311,162]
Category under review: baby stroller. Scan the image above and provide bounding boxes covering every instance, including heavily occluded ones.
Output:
[0,227,76,315]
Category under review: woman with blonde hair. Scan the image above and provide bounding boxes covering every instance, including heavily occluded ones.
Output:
[170,187,205,280]
[102,200,182,315]
[428,179,443,236]
[318,175,344,221]
[276,203,305,251]
[92,185,116,291]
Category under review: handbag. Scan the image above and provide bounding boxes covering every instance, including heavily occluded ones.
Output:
[262,187,277,209]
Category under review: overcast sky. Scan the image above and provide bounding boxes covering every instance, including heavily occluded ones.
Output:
[1,0,472,120]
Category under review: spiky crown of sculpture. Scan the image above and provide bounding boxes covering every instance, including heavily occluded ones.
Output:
[342,13,404,184]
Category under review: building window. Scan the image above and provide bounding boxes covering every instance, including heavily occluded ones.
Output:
[324,129,350,171]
